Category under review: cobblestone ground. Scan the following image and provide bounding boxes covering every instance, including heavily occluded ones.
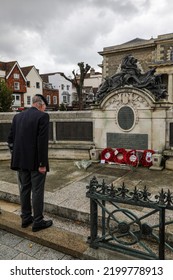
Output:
[0,229,77,260]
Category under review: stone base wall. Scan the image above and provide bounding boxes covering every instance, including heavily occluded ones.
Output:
[1,92,173,161]
[0,111,95,161]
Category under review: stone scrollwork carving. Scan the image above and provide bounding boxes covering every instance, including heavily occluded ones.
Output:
[104,91,150,110]
[131,93,150,108]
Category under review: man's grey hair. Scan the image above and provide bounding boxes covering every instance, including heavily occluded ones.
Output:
[32,95,44,105]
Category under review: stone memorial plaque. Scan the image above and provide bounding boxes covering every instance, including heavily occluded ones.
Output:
[107,133,148,150]
[49,122,53,141]
[0,123,11,142]
[118,106,134,130]
[56,121,93,141]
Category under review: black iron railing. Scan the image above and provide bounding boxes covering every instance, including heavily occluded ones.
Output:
[86,176,173,260]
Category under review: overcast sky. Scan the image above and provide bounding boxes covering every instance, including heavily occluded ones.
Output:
[0,0,172,75]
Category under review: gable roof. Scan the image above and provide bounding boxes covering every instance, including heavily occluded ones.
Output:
[122,38,147,44]
[0,61,27,81]
[40,72,64,83]
[21,65,40,77]
[119,37,152,48]
[21,66,33,77]
[100,37,155,54]
[0,61,16,76]
[40,73,49,83]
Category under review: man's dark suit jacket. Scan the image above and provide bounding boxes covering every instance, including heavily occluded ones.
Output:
[8,107,49,171]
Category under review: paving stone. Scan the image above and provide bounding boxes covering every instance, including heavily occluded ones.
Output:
[62,254,77,260]
[0,244,19,260]
[34,246,66,260]
[13,252,37,260]
[0,229,6,238]
[14,239,43,256]
[0,231,23,247]
[0,229,78,260]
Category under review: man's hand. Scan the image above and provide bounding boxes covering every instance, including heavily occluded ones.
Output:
[38,166,46,174]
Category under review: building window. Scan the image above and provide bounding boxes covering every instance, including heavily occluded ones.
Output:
[47,95,50,104]
[62,95,70,103]
[36,82,40,88]
[27,96,31,105]
[27,81,30,87]
[62,91,70,104]
[12,94,20,105]
[63,96,67,103]
[67,85,70,90]
[14,82,20,90]
[14,73,19,79]
[61,84,64,90]
[167,47,173,61]
[53,96,57,104]
[171,50,173,61]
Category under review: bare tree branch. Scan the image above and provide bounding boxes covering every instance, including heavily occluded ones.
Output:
[60,62,91,109]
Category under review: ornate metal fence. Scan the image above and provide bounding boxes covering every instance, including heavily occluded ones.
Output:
[86,176,173,260]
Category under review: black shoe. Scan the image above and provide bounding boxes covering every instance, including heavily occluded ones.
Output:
[22,217,34,228]
[32,220,53,232]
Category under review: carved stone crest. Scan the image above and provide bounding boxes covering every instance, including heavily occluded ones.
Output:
[102,88,152,131]
[103,89,150,110]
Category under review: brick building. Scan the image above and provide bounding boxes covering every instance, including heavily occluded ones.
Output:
[0,61,26,108]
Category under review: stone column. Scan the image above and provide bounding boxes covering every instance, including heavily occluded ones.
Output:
[168,74,173,103]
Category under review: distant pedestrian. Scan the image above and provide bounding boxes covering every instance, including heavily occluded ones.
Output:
[7,94,53,232]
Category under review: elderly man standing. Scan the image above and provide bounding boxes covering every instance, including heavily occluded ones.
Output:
[8,94,53,232]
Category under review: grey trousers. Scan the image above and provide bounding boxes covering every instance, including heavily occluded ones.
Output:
[18,170,46,223]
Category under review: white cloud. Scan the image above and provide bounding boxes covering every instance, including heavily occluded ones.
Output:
[0,0,172,75]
